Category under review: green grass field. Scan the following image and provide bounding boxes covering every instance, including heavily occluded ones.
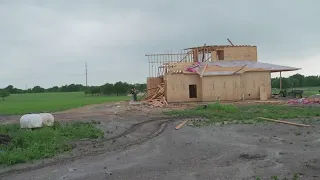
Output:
[166,102,320,126]
[0,92,131,115]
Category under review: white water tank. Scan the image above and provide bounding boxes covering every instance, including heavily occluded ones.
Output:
[20,114,43,129]
[39,113,54,126]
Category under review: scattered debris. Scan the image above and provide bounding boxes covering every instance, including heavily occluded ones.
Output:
[258,117,311,127]
[105,171,113,175]
[254,100,285,104]
[175,119,189,130]
[142,83,168,108]
[288,96,320,105]
[68,168,76,172]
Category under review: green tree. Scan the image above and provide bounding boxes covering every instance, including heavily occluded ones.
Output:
[271,78,280,88]
[32,86,45,93]
[101,83,114,95]
[4,85,14,93]
[0,89,10,100]
[114,81,130,95]
[289,73,305,87]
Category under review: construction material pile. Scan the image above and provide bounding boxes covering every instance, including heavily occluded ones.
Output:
[143,83,168,108]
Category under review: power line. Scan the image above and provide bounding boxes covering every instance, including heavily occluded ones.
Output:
[85,62,88,87]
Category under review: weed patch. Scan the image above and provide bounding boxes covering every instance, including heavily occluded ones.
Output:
[0,122,103,166]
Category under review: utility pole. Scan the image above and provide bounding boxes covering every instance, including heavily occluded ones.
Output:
[85,62,88,87]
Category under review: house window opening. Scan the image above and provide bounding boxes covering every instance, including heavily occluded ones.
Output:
[217,50,224,60]
[189,84,197,98]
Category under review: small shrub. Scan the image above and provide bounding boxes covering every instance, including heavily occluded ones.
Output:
[0,89,10,101]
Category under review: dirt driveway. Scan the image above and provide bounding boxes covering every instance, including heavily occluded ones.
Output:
[1,102,320,179]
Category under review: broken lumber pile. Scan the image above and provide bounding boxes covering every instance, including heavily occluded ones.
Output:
[143,83,168,108]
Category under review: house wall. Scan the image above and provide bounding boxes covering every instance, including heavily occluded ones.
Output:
[201,75,242,101]
[240,71,272,100]
[211,46,257,61]
[163,71,271,103]
[165,74,202,103]
[147,77,163,97]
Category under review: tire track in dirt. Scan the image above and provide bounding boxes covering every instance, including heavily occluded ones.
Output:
[0,117,177,178]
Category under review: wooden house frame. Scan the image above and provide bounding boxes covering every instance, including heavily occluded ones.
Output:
[146,44,300,103]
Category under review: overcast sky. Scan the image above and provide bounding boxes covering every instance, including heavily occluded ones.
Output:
[1,0,319,89]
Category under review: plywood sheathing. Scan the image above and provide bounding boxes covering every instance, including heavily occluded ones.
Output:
[259,85,268,100]
[147,77,163,97]
[200,71,272,101]
[185,46,257,62]
[222,46,257,61]
[240,71,272,100]
[165,74,202,103]
[202,75,242,101]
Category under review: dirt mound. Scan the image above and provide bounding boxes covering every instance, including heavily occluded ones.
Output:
[0,134,11,146]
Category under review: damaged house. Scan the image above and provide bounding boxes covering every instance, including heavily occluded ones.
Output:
[144,44,300,105]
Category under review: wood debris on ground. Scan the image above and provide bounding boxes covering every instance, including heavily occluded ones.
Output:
[258,117,311,127]
[141,83,168,108]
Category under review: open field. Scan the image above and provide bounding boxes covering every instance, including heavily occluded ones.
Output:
[0,92,131,115]
[272,86,320,97]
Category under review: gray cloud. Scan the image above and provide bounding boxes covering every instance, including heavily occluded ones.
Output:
[1,0,319,88]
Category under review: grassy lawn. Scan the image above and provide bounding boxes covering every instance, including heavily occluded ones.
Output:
[0,122,103,166]
[0,92,131,115]
[166,103,320,125]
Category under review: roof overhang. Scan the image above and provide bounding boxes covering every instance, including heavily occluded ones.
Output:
[269,68,302,72]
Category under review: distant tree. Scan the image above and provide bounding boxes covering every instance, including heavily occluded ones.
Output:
[101,83,114,95]
[271,78,280,89]
[0,89,10,100]
[92,86,101,95]
[134,83,147,93]
[4,85,14,93]
[289,73,305,87]
[304,76,320,87]
[84,86,101,96]
[271,77,292,89]
[114,81,130,96]
[32,86,45,93]
[2,82,146,95]
[47,86,60,92]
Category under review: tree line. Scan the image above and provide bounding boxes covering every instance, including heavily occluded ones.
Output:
[0,81,147,100]
[271,73,320,89]
[2,73,319,100]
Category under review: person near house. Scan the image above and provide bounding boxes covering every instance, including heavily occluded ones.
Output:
[130,87,137,101]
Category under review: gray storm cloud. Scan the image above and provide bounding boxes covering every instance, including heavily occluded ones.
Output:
[0,0,319,88]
